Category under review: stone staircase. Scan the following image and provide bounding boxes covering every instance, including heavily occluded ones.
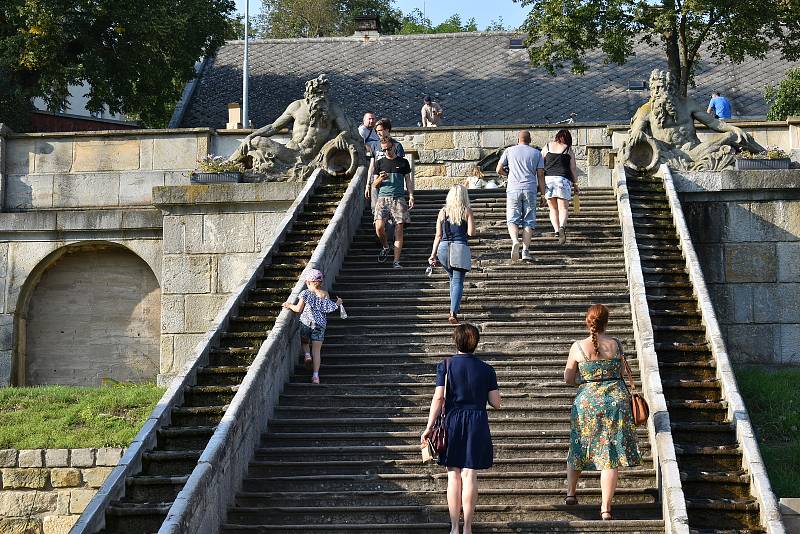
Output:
[218,188,664,533]
[96,179,351,534]
[624,171,765,534]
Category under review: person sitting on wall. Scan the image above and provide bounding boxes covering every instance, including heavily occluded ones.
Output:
[421,96,444,127]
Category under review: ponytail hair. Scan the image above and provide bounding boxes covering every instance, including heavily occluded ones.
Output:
[585,304,609,358]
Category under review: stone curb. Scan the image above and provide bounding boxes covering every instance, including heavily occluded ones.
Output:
[660,164,786,534]
[71,169,328,534]
[155,165,368,534]
[614,163,690,534]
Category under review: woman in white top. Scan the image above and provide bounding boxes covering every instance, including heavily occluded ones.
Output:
[541,130,579,245]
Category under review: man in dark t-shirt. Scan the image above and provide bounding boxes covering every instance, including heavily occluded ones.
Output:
[373,140,414,268]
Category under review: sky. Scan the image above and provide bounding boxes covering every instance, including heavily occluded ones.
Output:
[232,0,530,31]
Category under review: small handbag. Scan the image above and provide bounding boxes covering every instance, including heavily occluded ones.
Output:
[617,340,650,426]
[428,358,450,456]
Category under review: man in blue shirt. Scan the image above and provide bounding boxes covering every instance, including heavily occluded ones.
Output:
[707,92,732,119]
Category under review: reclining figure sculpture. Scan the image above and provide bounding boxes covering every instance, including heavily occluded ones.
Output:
[228,74,365,180]
[620,69,764,172]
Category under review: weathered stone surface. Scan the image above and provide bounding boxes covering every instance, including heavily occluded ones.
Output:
[5,174,54,210]
[463,148,481,160]
[450,162,477,177]
[453,131,480,148]
[0,517,42,534]
[162,215,203,254]
[54,492,69,515]
[72,139,140,172]
[217,254,259,293]
[162,255,212,294]
[1,468,49,489]
[0,491,57,516]
[729,285,754,323]
[139,138,154,170]
[161,294,185,333]
[68,489,95,514]
[480,129,505,148]
[152,136,198,170]
[43,450,68,468]
[160,335,175,375]
[69,449,94,468]
[53,174,120,208]
[423,132,454,150]
[34,140,73,174]
[254,213,285,252]
[55,209,122,231]
[6,138,35,175]
[171,334,207,374]
[185,294,230,332]
[95,447,123,467]
[415,177,465,190]
[684,202,727,244]
[119,171,165,205]
[42,516,77,534]
[82,466,114,488]
[694,244,724,283]
[724,243,777,283]
[196,213,256,254]
[751,200,800,240]
[0,352,10,387]
[17,450,43,468]
[0,449,17,467]
[754,284,800,323]
[434,149,464,161]
[780,325,800,364]
[726,324,776,363]
[50,468,81,488]
[413,164,446,178]
[777,242,800,282]
[416,149,435,163]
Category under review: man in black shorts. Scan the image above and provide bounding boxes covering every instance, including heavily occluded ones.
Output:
[373,140,414,268]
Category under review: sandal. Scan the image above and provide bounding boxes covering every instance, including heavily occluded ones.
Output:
[303,354,312,370]
[564,495,578,506]
[600,510,613,520]
[448,314,459,325]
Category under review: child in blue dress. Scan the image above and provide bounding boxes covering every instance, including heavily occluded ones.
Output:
[421,323,501,534]
[282,268,342,384]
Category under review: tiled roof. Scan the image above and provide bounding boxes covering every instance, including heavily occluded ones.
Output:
[179,32,798,128]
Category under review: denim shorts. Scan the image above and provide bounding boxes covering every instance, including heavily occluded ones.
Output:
[506,190,537,228]
[299,322,326,342]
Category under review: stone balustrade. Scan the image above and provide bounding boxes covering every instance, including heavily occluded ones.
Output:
[0,447,122,534]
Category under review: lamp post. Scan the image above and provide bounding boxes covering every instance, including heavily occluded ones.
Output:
[242,0,250,128]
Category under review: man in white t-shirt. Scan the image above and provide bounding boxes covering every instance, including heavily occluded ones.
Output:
[496,131,546,261]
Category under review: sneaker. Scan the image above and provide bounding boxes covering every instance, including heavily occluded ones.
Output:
[558,226,566,245]
[510,241,521,261]
[521,248,532,261]
[392,260,402,269]
[378,247,390,263]
[311,374,320,384]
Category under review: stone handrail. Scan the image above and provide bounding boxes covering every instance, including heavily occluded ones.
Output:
[614,163,690,534]
[155,165,368,534]
[659,164,786,534]
[72,168,328,534]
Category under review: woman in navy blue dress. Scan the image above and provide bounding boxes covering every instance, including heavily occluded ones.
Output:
[421,323,501,534]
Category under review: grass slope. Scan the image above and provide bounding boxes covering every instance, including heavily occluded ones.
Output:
[735,366,800,498]
[0,384,165,449]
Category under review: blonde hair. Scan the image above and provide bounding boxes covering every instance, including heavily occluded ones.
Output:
[443,185,470,225]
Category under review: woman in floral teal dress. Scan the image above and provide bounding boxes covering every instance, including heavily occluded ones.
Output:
[563,304,641,520]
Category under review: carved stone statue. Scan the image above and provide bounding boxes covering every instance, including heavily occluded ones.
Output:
[620,69,764,172]
[228,74,365,181]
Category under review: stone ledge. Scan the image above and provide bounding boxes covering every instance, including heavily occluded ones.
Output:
[153,182,306,206]
[672,169,800,193]
[0,209,161,232]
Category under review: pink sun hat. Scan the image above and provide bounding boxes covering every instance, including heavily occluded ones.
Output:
[303,268,324,282]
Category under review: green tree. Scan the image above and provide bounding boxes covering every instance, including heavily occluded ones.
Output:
[516,0,800,97]
[398,8,478,34]
[257,0,398,38]
[765,68,800,121]
[485,16,508,32]
[0,0,235,131]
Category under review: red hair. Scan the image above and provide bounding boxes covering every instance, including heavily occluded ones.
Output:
[585,304,609,358]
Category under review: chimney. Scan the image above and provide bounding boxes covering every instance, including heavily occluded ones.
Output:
[354,15,380,40]
[226,102,243,129]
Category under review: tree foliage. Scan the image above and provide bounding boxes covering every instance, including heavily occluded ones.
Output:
[257,0,399,37]
[765,68,800,121]
[397,9,478,34]
[517,0,800,97]
[0,0,235,131]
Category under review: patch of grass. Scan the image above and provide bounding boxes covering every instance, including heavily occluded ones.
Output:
[0,384,165,449]
[734,366,800,498]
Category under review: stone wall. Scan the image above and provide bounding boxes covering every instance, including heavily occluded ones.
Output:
[676,170,800,364]
[153,183,302,381]
[0,447,122,534]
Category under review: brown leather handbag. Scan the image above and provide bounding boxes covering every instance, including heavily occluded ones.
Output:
[618,340,650,426]
[428,358,450,455]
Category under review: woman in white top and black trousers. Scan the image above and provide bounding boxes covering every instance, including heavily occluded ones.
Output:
[542,129,579,244]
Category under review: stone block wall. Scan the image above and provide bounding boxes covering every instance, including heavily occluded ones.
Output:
[677,170,800,364]
[153,183,302,380]
[0,447,122,534]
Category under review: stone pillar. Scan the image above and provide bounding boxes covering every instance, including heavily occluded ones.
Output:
[153,182,304,381]
[0,123,13,212]
[789,116,800,162]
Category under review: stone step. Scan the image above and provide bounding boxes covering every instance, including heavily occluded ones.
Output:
[125,475,189,501]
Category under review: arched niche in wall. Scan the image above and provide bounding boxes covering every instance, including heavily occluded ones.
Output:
[15,242,161,386]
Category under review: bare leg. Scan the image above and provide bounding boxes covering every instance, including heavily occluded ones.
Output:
[600,468,619,515]
[507,223,519,243]
[547,198,560,232]
[394,223,404,262]
[374,219,388,248]
[566,466,581,499]
[301,339,311,357]
[461,469,478,534]
[447,468,462,534]
[558,198,570,229]
[311,340,323,373]
[522,227,534,249]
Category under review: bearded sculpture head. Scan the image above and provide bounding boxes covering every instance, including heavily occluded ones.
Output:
[305,74,331,125]
[649,69,678,126]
